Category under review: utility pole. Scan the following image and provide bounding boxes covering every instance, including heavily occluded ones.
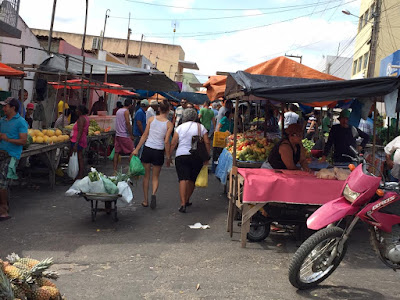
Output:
[366,0,381,78]
[138,34,144,56]
[285,53,302,64]
[101,9,110,50]
[47,0,57,54]
[125,13,131,64]
[81,0,89,103]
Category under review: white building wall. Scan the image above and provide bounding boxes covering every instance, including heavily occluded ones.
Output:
[0,15,47,102]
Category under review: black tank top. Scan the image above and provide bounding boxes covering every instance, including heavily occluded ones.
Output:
[268,139,301,169]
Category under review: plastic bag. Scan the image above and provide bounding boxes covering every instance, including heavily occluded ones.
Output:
[195,166,208,188]
[129,156,145,177]
[67,153,79,179]
[88,179,106,193]
[75,176,90,193]
[100,175,119,194]
[108,148,115,161]
[117,181,133,204]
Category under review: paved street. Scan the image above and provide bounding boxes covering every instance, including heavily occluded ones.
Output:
[1,161,399,300]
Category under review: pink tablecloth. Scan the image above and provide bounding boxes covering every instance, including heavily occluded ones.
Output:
[238,168,344,205]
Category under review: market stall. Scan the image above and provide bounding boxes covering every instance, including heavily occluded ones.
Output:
[223,70,400,247]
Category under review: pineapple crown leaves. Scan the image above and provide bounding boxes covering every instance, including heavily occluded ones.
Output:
[29,258,53,277]
[42,271,59,280]
[5,253,20,264]
[0,268,14,300]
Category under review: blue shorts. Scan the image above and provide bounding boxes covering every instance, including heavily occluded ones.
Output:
[70,142,84,151]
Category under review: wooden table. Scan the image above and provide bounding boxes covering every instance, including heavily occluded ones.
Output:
[21,142,69,189]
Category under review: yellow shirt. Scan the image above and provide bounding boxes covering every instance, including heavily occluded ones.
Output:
[58,101,71,122]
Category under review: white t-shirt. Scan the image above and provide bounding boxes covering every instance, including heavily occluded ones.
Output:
[146,107,156,121]
[284,111,299,128]
[385,136,400,179]
[175,121,207,157]
[174,106,184,127]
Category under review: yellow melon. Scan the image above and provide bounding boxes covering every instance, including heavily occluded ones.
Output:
[51,136,58,143]
[55,129,62,136]
[42,129,48,135]
[36,136,44,143]
[47,130,55,137]
[33,129,41,137]
[32,136,37,143]
[63,135,70,142]
[56,136,64,143]
[37,131,44,137]
[43,136,49,143]
[28,129,34,136]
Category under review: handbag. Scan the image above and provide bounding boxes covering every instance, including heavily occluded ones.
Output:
[189,123,209,162]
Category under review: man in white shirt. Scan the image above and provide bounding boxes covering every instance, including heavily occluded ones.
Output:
[146,100,159,121]
[173,99,188,127]
[284,104,299,129]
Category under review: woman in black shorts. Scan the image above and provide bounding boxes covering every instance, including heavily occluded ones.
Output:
[132,100,174,209]
[170,108,210,212]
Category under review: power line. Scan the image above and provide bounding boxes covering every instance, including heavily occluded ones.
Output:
[144,0,358,39]
[124,0,349,11]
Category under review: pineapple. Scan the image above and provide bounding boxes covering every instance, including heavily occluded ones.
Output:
[41,286,60,299]
[18,258,40,269]
[36,277,56,288]
[31,286,52,300]
[3,265,24,280]
[29,258,53,277]
[11,283,28,300]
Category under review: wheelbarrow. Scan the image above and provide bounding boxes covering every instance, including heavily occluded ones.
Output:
[80,192,121,222]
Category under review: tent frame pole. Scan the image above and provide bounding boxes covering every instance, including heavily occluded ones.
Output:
[372,100,377,172]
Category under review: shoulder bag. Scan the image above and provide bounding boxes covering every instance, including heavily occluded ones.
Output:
[189,123,209,162]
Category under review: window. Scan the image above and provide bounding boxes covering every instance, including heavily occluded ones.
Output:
[364,9,369,26]
[370,3,375,19]
[353,60,358,75]
[363,52,369,69]
[357,57,363,73]
[358,17,363,32]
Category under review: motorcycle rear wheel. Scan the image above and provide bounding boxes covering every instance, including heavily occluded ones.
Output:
[288,226,347,289]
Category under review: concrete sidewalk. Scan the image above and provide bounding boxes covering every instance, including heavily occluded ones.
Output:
[1,161,399,299]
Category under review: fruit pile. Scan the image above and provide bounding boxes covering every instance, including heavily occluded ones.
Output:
[0,253,63,300]
[252,117,265,123]
[28,129,70,144]
[302,139,315,153]
[225,132,274,162]
[64,120,103,136]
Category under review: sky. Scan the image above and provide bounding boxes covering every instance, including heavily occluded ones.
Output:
[19,0,362,83]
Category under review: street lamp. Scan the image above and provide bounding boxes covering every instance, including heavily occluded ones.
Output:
[101,9,110,50]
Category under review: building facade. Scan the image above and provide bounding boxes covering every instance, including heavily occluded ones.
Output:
[352,0,400,78]
[316,55,353,79]
[31,29,195,82]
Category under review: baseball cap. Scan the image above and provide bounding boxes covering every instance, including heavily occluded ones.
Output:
[150,100,159,106]
[141,99,149,106]
[27,103,34,110]
[339,109,350,119]
[0,97,20,111]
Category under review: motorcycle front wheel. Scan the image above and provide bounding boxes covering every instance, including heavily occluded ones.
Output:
[288,226,347,289]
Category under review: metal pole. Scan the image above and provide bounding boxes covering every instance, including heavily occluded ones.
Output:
[81,0,89,103]
[101,9,110,50]
[125,13,131,64]
[48,0,57,54]
[20,47,25,117]
[372,102,377,173]
[138,34,144,56]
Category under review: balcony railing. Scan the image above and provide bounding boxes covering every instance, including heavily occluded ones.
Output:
[0,0,21,38]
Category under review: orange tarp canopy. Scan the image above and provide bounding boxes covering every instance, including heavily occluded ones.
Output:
[48,79,137,96]
[0,62,24,77]
[203,56,343,106]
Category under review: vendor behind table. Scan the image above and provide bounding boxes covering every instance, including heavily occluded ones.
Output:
[263,123,310,172]
[321,109,369,164]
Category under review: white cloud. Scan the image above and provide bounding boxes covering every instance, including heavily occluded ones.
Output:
[170,0,196,13]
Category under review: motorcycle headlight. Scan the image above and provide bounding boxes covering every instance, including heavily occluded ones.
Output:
[343,184,360,203]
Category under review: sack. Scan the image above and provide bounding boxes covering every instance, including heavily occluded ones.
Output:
[213,131,229,148]
[108,148,115,160]
[129,155,145,176]
[117,181,133,204]
[195,166,208,188]
[189,123,209,162]
[67,153,79,179]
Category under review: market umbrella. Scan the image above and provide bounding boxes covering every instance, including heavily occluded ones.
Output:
[0,62,25,77]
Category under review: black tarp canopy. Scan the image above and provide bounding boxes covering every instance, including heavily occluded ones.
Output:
[40,54,180,92]
[225,71,400,103]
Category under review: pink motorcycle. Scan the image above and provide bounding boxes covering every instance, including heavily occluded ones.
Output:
[288,146,400,289]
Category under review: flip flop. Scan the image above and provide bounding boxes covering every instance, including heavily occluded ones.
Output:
[150,195,156,209]
[141,202,149,207]
[0,216,11,222]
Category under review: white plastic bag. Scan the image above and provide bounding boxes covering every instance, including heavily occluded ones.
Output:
[117,181,133,204]
[88,179,106,193]
[67,153,79,179]
[75,176,90,193]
